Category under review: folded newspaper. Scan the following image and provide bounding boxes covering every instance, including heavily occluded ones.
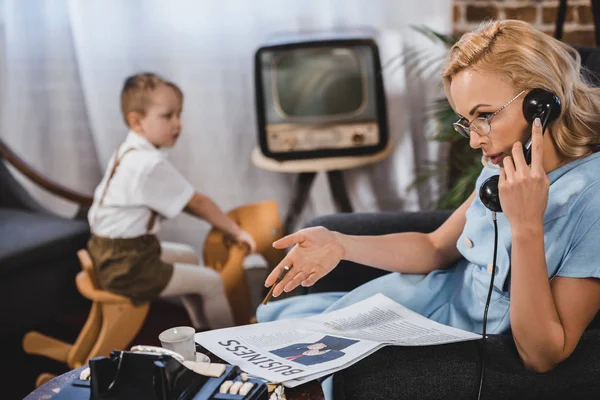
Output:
[194,293,480,388]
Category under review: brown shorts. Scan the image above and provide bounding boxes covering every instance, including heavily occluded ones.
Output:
[87,234,174,305]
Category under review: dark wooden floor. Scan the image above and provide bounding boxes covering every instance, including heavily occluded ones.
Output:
[5,300,191,400]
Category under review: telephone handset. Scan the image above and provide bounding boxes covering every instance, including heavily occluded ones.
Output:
[521,88,562,165]
[479,88,562,212]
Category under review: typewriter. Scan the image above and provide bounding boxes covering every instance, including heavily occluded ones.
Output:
[54,346,269,400]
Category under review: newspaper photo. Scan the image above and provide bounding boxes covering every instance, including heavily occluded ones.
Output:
[195,293,481,386]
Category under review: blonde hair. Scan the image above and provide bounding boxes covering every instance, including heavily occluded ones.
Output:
[120,72,183,127]
[442,19,600,159]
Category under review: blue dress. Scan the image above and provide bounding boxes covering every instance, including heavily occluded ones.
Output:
[257,152,600,335]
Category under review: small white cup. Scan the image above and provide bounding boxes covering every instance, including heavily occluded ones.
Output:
[158,326,196,361]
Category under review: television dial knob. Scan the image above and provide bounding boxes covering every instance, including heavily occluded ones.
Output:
[283,136,297,150]
[352,132,365,145]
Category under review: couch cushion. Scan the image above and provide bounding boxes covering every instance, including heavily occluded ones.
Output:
[0,208,90,278]
[333,331,600,400]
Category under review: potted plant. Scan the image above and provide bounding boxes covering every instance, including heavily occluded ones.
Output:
[404,26,481,210]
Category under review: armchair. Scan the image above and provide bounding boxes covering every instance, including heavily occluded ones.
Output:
[0,138,92,338]
[302,211,600,400]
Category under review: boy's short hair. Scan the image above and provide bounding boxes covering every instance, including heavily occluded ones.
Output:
[120,72,183,127]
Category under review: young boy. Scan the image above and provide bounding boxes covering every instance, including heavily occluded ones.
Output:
[87,72,256,329]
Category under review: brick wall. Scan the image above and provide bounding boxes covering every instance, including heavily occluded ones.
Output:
[453,0,597,47]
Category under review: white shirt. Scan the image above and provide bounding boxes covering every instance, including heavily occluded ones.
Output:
[88,131,195,238]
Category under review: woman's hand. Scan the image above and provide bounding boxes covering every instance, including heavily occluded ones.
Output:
[499,118,549,230]
[264,226,346,298]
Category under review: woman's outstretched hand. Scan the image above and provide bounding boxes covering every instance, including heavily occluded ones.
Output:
[264,226,346,298]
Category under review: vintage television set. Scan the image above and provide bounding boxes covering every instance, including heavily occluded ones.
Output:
[254,30,389,161]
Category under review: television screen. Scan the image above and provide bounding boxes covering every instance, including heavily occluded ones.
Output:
[274,48,365,118]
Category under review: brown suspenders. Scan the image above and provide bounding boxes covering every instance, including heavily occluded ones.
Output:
[98,147,136,207]
[146,209,158,233]
[97,146,159,233]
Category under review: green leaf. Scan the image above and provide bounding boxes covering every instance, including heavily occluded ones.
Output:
[409,24,458,47]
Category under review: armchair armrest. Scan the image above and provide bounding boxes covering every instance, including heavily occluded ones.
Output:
[302,210,454,294]
[0,138,93,217]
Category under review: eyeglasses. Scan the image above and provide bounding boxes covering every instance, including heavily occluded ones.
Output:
[452,90,526,139]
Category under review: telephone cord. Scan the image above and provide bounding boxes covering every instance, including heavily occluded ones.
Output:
[477,211,498,400]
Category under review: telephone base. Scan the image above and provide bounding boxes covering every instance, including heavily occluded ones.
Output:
[52,350,268,400]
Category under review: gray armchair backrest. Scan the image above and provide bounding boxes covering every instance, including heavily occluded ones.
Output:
[581,47,600,87]
[0,159,50,214]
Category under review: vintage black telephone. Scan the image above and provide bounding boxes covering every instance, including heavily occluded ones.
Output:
[479,88,562,213]
[52,346,268,400]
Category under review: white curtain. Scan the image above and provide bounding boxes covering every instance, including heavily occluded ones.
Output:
[0,0,452,254]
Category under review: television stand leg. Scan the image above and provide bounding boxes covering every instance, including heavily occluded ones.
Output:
[283,172,317,235]
[327,170,353,213]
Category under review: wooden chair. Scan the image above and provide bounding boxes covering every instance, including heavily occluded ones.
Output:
[22,199,285,386]
[203,199,286,326]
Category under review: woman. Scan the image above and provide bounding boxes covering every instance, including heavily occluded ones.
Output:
[258,18,600,380]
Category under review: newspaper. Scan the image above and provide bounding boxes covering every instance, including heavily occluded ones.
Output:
[194,293,480,387]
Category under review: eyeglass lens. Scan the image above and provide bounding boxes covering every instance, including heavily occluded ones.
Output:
[453,118,490,138]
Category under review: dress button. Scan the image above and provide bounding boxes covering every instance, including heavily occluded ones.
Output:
[487,264,495,275]
[463,237,473,248]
